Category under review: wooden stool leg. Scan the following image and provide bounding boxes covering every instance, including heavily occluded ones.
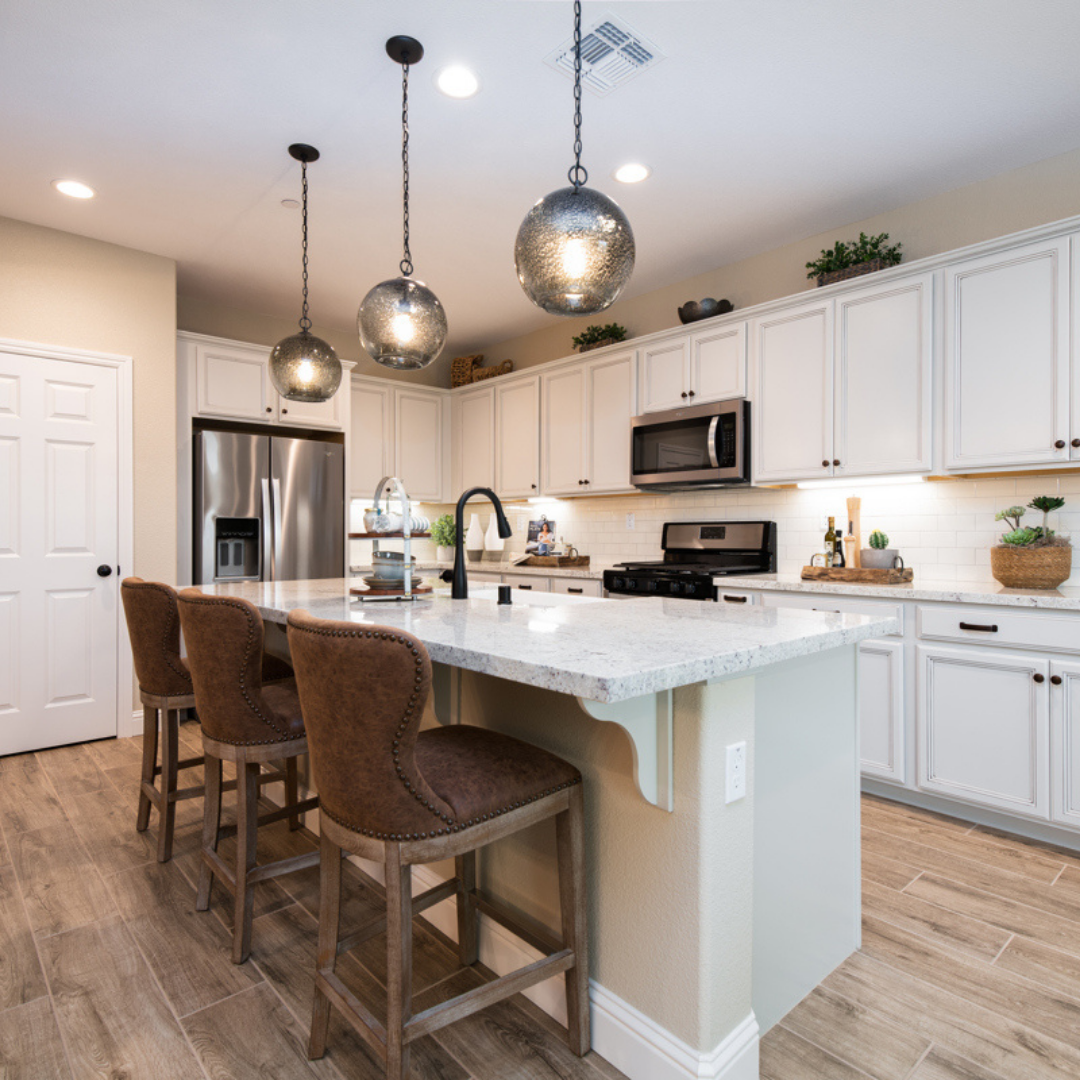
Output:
[454,851,478,966]
[286,756,300,831]
[232,760,259,964]
[157,709,180,862]
[196,755,222,912]
[136,705,157,832]
[385,845,413,1080]
[556,784,590,1056]
[308,831,342,1061]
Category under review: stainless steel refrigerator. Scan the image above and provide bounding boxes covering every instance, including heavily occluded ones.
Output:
[193,428,344,585]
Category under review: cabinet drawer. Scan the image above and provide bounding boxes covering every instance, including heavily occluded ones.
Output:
[715,589,760,607]
[917,605,1080,654]
[550,578,602,597]
[469,571,503,584]
[507,575,551,592]
[760,591,904,636]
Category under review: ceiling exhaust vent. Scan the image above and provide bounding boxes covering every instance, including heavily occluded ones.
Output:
[544,13,665,96]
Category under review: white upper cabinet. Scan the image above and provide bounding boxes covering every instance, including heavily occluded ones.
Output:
[195,342,276,422]
[1071,236,1080,462]
[349,379,393,500]
[638,339,689,413]
[394,387,445,503]
[275,388,347,431]
[452,385,495,495]
[586,350,636,493]
[945,237,1070,470]
[541,365,587,496]
[834,273,933,477]
[496,376,541,498]
[751,299,834,483]
[689,323,747,403]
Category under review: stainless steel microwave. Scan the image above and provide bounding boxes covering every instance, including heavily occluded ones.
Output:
[630,398,751,489]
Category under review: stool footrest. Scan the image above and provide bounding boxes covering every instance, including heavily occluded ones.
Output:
[315,970,388,1057]
[248,848,320,886]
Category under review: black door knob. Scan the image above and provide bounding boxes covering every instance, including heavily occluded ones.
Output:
[1051,675,1063,686]
[97,564,113,578]
[1033,673,1045,684]
[1054,440,1066,449]
[681,391,688,399]
[1073,439,1080,448]
[822,460,830,468]
[833,459,841,466]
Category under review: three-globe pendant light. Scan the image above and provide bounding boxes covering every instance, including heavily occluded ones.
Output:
[358,36,448,371]
[514,0,636,316]
[268,144,343,402]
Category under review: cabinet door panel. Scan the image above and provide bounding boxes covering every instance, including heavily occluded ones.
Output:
[690,323,746,403]
[945,238,1069,469]
[917,645,1049,819]
[1051,660,1080,830]
[541,366,586,496]
[835,275,931,476]
[453,387,495,494]
[859,639,905,783]
[638,340,689,413]
[586,350,636,494]
[751,301,833,483]
[350,382,393,499]
[395,389,443,502]
[495,377,540,498]
[196,346,274,422]
[278,390,344,431]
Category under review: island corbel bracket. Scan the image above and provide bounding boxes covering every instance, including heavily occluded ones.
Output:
[577,690,674,811]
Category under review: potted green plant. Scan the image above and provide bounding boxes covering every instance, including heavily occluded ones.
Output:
[991,498,1072,589]
[861,529,902,569]
[431,514,456,563]
[805,232,903,287]
[571,323,628,353]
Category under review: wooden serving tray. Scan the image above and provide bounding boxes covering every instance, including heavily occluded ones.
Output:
[801,566,913,584]
[349,583,433,597]
[522,555,590,568]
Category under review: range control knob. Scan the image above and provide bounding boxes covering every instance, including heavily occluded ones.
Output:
[668,581,682,595]
[644,579,659,593]
[625,578,637,591]
[684,582,697,596]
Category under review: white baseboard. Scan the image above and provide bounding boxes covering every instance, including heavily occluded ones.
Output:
[344,850,759,1080]
[120,708,143,739]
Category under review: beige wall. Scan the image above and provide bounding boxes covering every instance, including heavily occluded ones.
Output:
[488,145,1080,371]
[0,215,178,584]
[177,294,451,388]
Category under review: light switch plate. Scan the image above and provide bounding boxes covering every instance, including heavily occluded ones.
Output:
[626,513,635,530]
[726,741,747,803]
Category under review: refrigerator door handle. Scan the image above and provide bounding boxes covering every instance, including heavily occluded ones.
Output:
[272,477,284,581]
[260,478,273,581]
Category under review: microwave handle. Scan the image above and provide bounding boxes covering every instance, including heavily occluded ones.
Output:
[707,415,720,469]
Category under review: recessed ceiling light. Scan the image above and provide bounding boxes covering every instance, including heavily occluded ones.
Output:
[435,65,480,99]
[613,163,650,184]
[281,198,300,209]
[52,179,95,199]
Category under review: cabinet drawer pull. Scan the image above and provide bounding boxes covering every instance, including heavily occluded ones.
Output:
[568,587,583,594]
[723,595,748,603]
[959,622,998,633]
[1033,673,1046,684]
[1051,675,1063,686]
[518,584,533,590]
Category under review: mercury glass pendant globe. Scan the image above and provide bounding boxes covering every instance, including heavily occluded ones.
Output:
[268,330,342,402]
[358,276,448,370]
[514,185,635,316]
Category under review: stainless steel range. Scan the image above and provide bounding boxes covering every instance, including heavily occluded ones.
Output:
[603,521,777,600]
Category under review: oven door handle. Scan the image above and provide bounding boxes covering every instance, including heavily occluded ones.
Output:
[707,415,720,469]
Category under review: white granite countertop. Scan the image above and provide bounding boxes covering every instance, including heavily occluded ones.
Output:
[726,573,1080,610]
[202,578,897,703]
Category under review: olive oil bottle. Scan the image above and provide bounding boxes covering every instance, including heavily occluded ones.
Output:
[824,516,838,567]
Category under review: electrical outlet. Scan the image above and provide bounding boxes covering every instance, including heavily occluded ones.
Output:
[626,513,635,530]
[725,742,747,804]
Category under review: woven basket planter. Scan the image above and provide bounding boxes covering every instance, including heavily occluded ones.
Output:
[576,337,623,353]
[990,545,1072,589]
[816,258,890,288]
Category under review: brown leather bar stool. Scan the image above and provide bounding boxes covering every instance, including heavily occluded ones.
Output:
[286,610,589,1080]
[178,588,319,964]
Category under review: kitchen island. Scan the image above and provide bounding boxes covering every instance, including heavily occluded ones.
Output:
[204,578,898,1080]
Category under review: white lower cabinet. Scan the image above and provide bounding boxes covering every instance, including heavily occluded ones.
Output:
[1051,660,1080,829]
[859,639,906,784]
[917,644,1050,820]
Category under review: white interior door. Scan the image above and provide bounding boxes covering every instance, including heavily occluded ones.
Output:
[0,348,119,754]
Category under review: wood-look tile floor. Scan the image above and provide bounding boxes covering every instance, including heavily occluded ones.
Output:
[0,724,628,1080]
[6,733,1080,1079]
[759,794,1080,1080]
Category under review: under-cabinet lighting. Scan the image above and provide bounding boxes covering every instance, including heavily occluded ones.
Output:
[796,474,928,491]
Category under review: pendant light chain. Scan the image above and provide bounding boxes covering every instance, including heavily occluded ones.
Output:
[568,0,587,189]
[400,60,413,278]
[299,160,312,332]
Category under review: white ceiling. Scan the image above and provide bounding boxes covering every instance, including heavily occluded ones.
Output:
[4,1,1080,359]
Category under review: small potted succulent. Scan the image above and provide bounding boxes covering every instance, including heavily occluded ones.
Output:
[991,497,1072,589]
[861,529,902,569]
[805,232,903,287]
[572,323,628,353]
[431,514,456,563]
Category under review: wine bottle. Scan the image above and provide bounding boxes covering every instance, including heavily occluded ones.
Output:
[824,516,837,568]
[834,525,846,567]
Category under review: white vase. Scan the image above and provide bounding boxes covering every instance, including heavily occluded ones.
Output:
[465,513,484,563]
[484,514,505,553]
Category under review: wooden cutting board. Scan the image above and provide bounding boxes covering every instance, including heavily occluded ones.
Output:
[801,566,913,584]
[522,555,591,568]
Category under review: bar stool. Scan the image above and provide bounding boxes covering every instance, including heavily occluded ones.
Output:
[286,610,590,1080]
[177,588,319,964]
